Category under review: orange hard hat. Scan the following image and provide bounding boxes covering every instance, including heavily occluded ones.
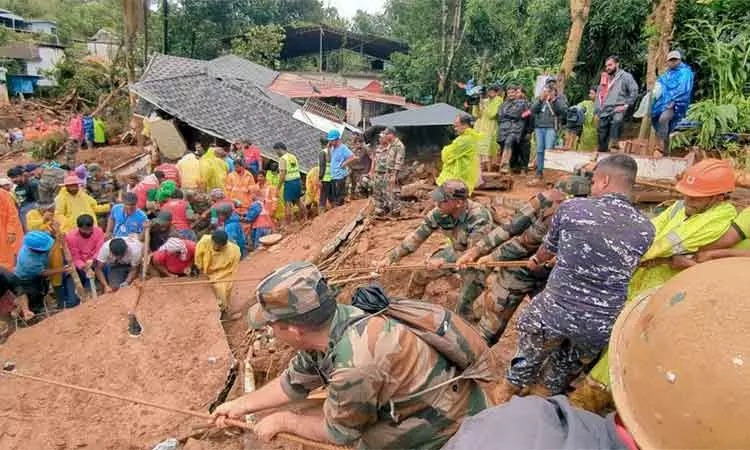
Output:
[610,258,750,449]
[675,158,735,197]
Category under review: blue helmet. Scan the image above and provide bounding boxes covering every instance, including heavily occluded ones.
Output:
[327,129,342,141]
[24,231,55,252]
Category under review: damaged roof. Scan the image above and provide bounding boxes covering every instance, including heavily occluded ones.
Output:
[370,103,461,128]
[131,54,323,172]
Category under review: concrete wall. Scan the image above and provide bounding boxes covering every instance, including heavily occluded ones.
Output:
[28,22,56,35]
[25,45,64,86]
[87,41,119,63]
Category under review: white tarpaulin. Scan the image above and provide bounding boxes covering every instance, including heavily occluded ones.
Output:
[544,150,688,181]
[146,118,188,161]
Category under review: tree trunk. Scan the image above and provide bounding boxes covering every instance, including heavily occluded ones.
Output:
[638,0,677,142]
[558,0,591,95]
[437,0,449,100]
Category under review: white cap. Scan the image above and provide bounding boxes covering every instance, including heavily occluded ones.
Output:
[667,50,682,61]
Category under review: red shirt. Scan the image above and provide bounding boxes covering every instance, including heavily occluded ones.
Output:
[161,199,191,231]
[242,145,261,164]
[151,240,196,275]
[155,163,181,187]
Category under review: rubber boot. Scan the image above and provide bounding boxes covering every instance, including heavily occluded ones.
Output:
[569,376,613,414]
[490,378,522,405]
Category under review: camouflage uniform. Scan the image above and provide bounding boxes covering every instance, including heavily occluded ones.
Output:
[505,193,654,394]
[86,172,120,205]
[372,138,405,216]
[64,139,79,168]
[474,176,592,346]
[248,262,488,450]
[387,182,495,318]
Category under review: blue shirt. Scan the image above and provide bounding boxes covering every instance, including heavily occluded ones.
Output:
[330,144,354,180]
[15,246,50,280]
[535,193,654,344]
[225,157,235,172]
[221,213,247,259]
[110,203,148,238]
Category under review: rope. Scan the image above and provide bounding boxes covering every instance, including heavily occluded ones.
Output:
[0,368,349,450]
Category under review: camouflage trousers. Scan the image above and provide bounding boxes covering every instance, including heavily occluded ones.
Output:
[478,265,549,346]
[506,296,602,394]
[408,246,487,320]
[372,173,400,215]
[65,140,80,167]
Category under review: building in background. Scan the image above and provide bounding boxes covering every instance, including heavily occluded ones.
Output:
[87,29,119,64]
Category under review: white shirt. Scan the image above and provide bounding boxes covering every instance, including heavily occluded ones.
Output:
[97,237,143,266]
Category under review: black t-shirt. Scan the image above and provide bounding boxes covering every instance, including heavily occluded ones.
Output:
[14,180,39,207]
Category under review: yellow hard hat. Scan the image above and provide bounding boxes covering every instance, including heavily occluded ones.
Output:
[610,257,750,449]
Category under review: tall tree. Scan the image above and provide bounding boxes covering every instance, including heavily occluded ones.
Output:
[558,0,592,94]
[121,0,144,105]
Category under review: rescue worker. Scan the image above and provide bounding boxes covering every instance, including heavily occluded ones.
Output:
[494,154,654,402]
[573,158,737,410]
[436,114,481,193]
[0,188,23,271]
[85,164,119,206]
[377,179,495,319]
[194,229,240,316]
[445,258,749,450]
[651,50,694,154]
[55,175,98,231]
[224,158,256,215]
[275,142,306,224]
[177,150,202,192]
[474,84,503,171]
[372,127,405,217]
[199,147,229,191]
[456,176,591,345]
[212,261,489,449]
[695,205,750,261]
[347,132,371,198]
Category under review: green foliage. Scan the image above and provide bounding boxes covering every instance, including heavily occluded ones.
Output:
[688,99,738,148]
[30,132,65,160]
[230,25,285,68]
[48,46,125,108]
[350,10,390,36]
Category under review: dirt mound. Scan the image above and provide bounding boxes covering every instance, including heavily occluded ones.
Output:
[0,285,233,450]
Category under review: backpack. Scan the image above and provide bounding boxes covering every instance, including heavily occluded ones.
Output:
[566,105,586,129]
[38,167,66,204]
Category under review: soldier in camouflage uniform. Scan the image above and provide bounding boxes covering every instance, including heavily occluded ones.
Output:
[372,127,405,216]
[378,179,495,318]
[456,176,591,346]
[494,155,655,401]
[212,261,488,449]
[85,164,120,205]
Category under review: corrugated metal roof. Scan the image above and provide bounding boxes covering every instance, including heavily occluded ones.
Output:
[370,103,464,127]
[0,42,40,61]
[270,72,408,107]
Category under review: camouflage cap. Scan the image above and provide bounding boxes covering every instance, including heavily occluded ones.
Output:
[555,175,591,197]
[432,179,469,202]
[247,261,333,330]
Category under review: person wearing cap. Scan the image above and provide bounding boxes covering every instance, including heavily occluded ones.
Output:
[573,158,737,410]
[371,127,405,216]
[160,188,197,241]
[377,179,495,319]
[177,150,202,192]
[494,154,654,404]
[474,84,503,172]
[94,236,143,293]
[7,165,38,229]
[346,133,371,199]
[65,214,105,291]
[26,201,79,309]
[437,114,482,191]
[594,56,639,152]
[86,163,120,207]
[55,174,98,231]
[224,158,257,215]
[274,142,307,224]
[194,229,241,313]
[148,210,180,252]
[212,261,489,449]
[325,130,356,208]
[455,176,591,346]
[214,203,247,259]
[0,177,16,205]
[651,50,694,154]
[445,258,748,450]
[14,231,72,314]
[107,191,148,240]
[151,237,196,278]
[200,147,229,191]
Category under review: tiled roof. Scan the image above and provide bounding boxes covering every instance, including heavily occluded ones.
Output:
[131,54,323,172]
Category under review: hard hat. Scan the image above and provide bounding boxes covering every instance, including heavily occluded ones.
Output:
[675,158,735,197]
[326,129,341,141]
[610,257,750,449]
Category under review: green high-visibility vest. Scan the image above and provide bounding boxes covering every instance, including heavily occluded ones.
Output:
[321,148,333,182]
[281,153,300,180]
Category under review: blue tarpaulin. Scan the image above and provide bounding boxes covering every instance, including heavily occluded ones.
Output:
[8,75,39,95]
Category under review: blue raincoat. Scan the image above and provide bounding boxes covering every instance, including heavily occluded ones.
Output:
[651,62,694,132]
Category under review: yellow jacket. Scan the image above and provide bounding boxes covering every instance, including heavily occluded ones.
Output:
[474,96,502,157]
[436,127,481,193]
[199,148,228,191]
[177,153,202,189]
[55,189,98,231]
[25,210,73,286]
[195,234,240,310]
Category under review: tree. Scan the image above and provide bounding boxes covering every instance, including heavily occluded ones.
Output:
[558,0,592,94]
[230,25,286,68]
[121,0,145,107]
[351,10,390,36]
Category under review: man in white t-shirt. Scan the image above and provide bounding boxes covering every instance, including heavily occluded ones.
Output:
[94,236,143,293]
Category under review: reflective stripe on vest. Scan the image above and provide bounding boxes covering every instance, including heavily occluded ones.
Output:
[322,148,333,182]
[281,153,301,180]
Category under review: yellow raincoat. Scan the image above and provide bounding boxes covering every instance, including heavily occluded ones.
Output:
[199,148,228,191]
[577,100,597,151]
[195,234,241,311]
[55,189,98,231]
[474,96,503,158]
[589,200,737,386]
[305,166,320,207]
[26,211,73,287]
[436,127,481,193]
[177,153,202,190]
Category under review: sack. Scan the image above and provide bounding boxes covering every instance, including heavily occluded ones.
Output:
[566,106,586,128]
[38,167,66,204]
[351,284,491,373]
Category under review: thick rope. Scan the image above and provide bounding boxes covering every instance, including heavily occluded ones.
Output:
[0,368,349,450]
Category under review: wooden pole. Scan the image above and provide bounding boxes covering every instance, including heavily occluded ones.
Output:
[60,237,87,301]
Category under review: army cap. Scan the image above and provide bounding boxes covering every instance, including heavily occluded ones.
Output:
[248,261,335,330]
[555,175,591,197]
[432,179,469,202]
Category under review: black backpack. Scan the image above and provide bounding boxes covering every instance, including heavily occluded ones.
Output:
[566,105,586,128]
